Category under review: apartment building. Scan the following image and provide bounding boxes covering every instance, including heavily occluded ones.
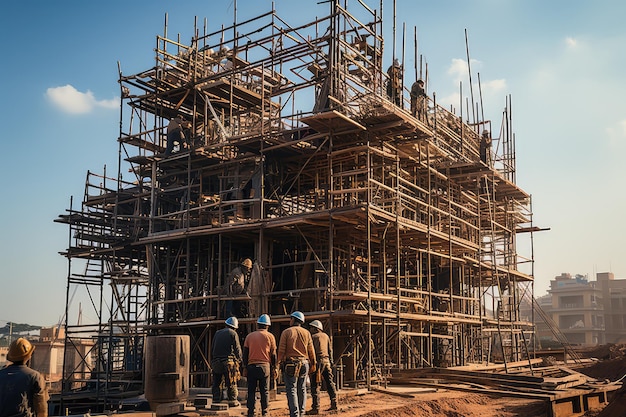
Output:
[547,273,604,346]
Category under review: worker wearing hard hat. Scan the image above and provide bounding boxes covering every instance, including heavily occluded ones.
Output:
[211,317,243,407]
[230,258,253,295]
[0,337,49,417]
[386,59,403,107]
[308,320,338,414]
[277,311,316,417]
[242,314,277,417]
[165,114,191,156]
[480,130,492,165]
[410,78,427,122]
[226,258,253,317]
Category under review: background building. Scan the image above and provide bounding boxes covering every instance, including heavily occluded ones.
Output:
[547,273,604,346]
[540,272,626,347]
[597,272,626,344]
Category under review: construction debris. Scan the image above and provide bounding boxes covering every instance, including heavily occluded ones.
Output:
[390,363,620,416]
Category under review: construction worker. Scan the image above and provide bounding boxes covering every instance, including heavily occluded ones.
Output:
[480,130,492,165]
[226,258,253,317]
[308,320,338,414]
[165,114,191,156]
[386,59,403,107]
[0,338,49,417]
[211,317,243,407]
[243,314,277,417]
[410,78,427,121]
[278,311,316,417]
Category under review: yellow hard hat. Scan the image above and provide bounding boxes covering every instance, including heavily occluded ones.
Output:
[242,258,253,269]
[7,337,35,362]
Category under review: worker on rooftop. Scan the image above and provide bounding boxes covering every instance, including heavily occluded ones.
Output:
[480,129,492,166]
[386,59,403,107]
[165,114,191,156]
[410,78,427,122]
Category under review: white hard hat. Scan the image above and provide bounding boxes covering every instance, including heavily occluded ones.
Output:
[225,316,239,329]
[310,320,323,331]
[257,314,271,326]
[290,311,305,323]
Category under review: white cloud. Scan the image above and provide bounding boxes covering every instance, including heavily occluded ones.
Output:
[45,85,118,114]
[481,78,506,94]
[446,58,482,85]
[605,119,626,149]
[437,59,504,113]
[447,58,468,83]
[565,37,578,48]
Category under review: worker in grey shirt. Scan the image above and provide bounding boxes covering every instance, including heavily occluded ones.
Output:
[0,338,49,417]
[211,317,243,407]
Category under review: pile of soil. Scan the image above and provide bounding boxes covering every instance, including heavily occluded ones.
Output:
[578,356,626,382]
[268,391,548,417]
[580,343,626,361]
[354,393,546,417]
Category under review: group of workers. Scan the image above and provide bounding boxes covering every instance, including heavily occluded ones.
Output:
[388,60,493,164]
[386,59,428,122]
[212,311,338,417]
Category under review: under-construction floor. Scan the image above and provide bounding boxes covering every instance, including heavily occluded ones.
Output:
[55,0,538,412]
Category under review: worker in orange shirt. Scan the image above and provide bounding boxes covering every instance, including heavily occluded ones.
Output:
[242,314,277,417]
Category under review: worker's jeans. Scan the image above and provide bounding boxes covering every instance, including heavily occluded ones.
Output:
[284,360,309,417]
[311,357,337,408]
[246,363,270,416]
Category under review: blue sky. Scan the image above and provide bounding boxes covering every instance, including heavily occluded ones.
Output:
[1,0,625,326]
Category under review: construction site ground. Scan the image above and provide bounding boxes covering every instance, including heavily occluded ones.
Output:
[183,385,618,417]
[174,348,626,417]
[254,388,548,417]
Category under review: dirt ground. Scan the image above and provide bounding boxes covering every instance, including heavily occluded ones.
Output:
[207,346,626,417]
[256,346,626,417]
[261,389,549,417]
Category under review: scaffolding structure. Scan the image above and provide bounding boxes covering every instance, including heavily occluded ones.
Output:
[55,1,536,411]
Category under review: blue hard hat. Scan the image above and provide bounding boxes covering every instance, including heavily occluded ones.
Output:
[225,316,239,329]
[257,314,271,326]
[290,311,305,323]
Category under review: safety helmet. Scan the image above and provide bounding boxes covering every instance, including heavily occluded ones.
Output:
[257,314,271,326]
[225,316,239,329]
[310,320,323,331]
[7,337,35,362]
[290,311,305,323]
[242,258,253,269]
